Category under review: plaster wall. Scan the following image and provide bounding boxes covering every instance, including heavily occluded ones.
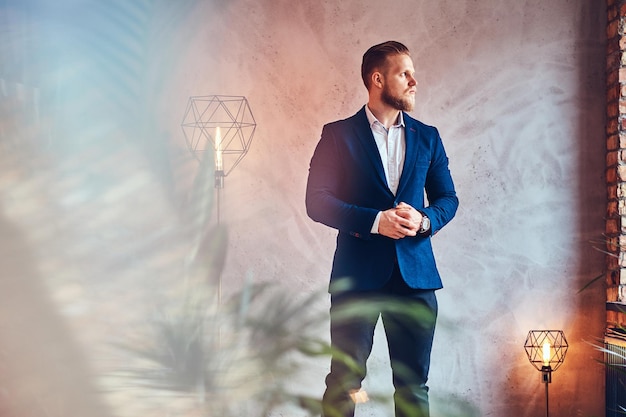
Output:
[163,1,607,416]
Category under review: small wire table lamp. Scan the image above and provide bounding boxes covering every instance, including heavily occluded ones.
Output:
[524,330,568,417]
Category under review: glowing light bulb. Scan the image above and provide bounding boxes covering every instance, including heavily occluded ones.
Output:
[349,389,369,404]
[542,342,551,366]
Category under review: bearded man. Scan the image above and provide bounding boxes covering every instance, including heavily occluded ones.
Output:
[306,40,459,417]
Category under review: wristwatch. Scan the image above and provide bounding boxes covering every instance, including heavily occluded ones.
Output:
[418,212,430,234]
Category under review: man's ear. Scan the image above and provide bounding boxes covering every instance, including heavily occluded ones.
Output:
[372,71,383,88]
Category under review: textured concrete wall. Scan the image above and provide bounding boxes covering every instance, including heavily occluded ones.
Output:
[162,1,607,416]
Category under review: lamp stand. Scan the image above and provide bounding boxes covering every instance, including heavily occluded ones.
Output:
[214,169,225,348]
[215,169,224,225]
[541,365,552,417]
[215,169,224,305]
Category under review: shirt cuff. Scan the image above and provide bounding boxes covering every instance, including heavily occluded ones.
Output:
[371,211,382,234]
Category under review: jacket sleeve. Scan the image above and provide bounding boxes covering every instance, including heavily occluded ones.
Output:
[305,124,379,239]
[420,128,459,235]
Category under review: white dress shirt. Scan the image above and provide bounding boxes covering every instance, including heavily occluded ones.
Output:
[364,105,406,234]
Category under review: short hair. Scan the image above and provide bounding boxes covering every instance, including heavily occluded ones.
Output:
[361,41,410,89]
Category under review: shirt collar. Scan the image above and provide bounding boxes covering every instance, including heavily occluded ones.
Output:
[364,105,405,129]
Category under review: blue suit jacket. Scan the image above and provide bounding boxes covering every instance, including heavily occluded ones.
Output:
[306,107,458,292]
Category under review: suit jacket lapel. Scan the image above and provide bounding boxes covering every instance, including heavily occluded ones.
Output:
[352,108,389,191]
[397,114,419,196]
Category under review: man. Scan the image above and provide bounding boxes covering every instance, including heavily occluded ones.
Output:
[305,41,458,417]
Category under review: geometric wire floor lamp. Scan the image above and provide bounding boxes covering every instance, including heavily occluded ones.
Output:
[524,330,568,417]
[181,95,256,309]
[181,95,256,222]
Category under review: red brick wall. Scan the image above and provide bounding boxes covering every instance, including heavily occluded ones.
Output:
[607,0,626,326]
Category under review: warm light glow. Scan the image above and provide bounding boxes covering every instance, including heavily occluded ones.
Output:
[542,342,551,366]
[349,389,369,404]
[215,126,223,171]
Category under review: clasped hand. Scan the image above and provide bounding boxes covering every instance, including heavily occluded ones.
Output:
[378,202,422,240]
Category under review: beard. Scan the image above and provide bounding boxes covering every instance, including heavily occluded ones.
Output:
[381,85,415,112]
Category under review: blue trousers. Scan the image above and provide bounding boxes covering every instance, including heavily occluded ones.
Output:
[322,264,438,417]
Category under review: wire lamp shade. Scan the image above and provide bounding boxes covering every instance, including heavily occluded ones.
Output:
[524,330,568,372]
[181,95,256,176]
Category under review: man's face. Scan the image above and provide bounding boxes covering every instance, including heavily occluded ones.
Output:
[380,54,417,112]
